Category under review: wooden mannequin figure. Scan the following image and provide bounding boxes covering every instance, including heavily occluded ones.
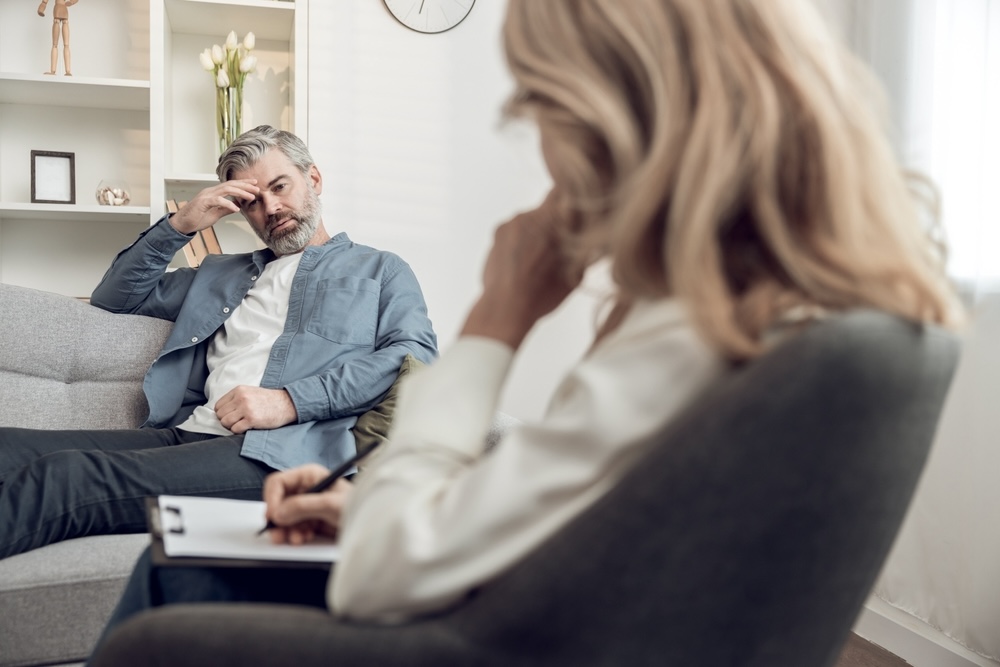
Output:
[37,0,78,76]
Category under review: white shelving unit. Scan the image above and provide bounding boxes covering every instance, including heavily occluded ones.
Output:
[0,0,307,297]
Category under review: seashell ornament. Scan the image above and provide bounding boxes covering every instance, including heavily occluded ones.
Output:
[96,180,131,207]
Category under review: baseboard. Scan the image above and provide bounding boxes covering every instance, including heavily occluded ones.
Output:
[853,596,999,667]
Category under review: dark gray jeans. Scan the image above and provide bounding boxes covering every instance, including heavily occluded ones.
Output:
[0,427,274,559]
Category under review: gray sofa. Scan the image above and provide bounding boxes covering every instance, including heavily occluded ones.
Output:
[0,282,514,667]
[0,283,172,667]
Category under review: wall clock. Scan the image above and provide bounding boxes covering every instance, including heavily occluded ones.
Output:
[382,0,475,34]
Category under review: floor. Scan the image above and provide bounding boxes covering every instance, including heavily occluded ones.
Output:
[836,633,911,667]
[60,631,911,667]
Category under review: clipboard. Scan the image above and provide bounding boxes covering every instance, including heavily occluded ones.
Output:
[145,496,337,570]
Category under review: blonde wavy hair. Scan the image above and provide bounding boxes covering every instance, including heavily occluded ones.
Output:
[503,0,962,359]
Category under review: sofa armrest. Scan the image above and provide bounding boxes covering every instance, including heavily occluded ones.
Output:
[0,283,173,430]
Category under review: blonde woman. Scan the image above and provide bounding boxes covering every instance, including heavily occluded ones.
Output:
[91,0,960,657]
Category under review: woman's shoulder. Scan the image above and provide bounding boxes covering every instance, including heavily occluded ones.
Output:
[584,297,724,392]
[550,298,726,446]
[597,298,706,353]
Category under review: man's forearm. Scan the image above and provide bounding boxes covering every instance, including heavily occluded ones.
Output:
[284,340,434,423]
[90,216,194,315]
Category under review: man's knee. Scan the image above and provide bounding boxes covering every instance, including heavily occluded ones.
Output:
[30,448,117,488]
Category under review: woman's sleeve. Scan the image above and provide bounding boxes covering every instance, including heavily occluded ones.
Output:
[328,307,722,623]
[329,336,515,621]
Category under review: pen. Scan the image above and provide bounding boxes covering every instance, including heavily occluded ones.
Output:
[256,441,382,536]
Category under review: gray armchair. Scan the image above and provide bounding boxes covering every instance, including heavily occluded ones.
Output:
[91,310,960,667]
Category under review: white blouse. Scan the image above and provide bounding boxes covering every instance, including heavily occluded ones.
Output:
[330,298,726,622]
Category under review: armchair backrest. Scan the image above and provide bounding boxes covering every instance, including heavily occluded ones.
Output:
[443,310,960,666]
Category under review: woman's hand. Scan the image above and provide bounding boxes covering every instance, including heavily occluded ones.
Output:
[462,189,583,349]
[262,464,354,546]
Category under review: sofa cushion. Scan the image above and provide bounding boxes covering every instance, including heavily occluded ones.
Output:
[0,284,173,430]
[0,534,148,667]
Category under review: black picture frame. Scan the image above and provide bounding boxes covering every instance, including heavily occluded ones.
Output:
[30,150,76,204]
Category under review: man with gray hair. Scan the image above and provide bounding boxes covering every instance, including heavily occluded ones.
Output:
[0,125,438,559]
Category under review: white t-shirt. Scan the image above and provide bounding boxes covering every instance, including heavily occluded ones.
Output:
[331,298,726,622]
[179,252,303,435]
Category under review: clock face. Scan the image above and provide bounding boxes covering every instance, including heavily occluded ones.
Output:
[383,0,476,34]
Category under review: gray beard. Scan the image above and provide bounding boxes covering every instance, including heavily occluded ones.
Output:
[258,191,322,255]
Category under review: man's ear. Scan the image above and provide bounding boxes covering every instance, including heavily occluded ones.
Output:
[309,164,322,195]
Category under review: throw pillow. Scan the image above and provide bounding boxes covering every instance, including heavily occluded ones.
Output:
[351,354,426,467]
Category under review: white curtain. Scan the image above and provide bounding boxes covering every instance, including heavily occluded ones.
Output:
[921,1,1000,290]
[821,0,1000,662]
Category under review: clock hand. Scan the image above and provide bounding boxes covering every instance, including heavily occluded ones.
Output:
[419,0,425,13]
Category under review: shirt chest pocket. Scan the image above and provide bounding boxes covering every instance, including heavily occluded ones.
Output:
[305,277,380,346]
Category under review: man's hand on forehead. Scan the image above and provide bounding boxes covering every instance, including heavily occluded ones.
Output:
[169,180,260,235]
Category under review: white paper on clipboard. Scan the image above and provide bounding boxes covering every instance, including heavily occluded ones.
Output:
[156,495,339,564]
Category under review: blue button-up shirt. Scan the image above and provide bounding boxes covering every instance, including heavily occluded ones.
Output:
[90,216,438,471]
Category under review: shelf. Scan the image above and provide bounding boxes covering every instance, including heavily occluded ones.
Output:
[165,0,296,41]
[166,172,219,186]
[0,73,150,111]
[0,203,151,223]
[0,0,304,297]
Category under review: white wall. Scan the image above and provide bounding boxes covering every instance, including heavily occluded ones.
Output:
[306,1,600,421]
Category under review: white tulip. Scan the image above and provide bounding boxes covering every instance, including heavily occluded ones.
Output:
[199,50,215,71]
[243,32,256,51]
[216,68,230,88]
[226,30,238,51]
[239,54,257,74]
[211,44,225,65]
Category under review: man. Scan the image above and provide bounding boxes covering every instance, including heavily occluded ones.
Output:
[0,125,437,559]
